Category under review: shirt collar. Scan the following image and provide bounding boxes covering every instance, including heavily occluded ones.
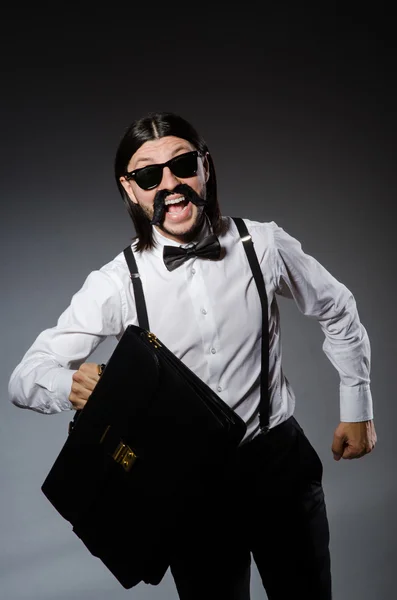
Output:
[150,218,211,259]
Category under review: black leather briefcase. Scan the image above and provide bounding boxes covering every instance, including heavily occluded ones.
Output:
[41,324,247,589]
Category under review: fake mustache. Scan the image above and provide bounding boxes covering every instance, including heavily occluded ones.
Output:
[150,183,206,226]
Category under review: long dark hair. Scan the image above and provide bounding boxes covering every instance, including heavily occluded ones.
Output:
[114,112,226,251]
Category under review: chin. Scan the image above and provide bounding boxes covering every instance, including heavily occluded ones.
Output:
[161,211,204,243]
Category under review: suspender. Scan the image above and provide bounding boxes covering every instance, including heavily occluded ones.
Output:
[232,218,270,433]
[123,246,150,332]
[123,217,270,433]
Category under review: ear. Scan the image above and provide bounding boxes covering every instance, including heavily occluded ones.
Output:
[119,176,139,205]
[203,152,210,183]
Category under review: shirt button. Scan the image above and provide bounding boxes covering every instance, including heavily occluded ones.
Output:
[211,348,216,354]
[191,268,196,274]
[201,308,207,315]
[217,385,222,392]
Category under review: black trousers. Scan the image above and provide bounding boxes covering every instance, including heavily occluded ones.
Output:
[168,416,332,600]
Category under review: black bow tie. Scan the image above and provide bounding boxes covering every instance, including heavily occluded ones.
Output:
[163,233,221,272]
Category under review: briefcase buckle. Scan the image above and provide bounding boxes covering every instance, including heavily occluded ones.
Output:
[112,442,137,472]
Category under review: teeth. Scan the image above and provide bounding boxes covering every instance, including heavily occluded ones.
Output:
[165,196,185,206]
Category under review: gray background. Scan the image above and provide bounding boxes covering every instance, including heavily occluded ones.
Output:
[1,6,395,600]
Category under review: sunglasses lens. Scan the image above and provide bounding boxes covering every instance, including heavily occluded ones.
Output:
[170,152,198,178]
[134,165,162,190]
[131,151,199,190]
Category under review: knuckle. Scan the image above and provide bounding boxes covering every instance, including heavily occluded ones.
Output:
[73,371,83,383]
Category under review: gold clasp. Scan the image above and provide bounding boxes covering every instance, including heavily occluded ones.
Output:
[112,442,138,472]
[100,426,138,472]
[147,332,161,348]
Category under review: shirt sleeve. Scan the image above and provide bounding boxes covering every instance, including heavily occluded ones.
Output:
[270,222,373,422]
[8,268,127,415]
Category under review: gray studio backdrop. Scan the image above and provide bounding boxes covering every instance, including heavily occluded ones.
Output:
[1,10,396,600]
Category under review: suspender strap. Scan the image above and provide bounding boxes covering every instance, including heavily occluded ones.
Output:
[231,217,270,432]
[123,218,270,432]
[123,245,150,332]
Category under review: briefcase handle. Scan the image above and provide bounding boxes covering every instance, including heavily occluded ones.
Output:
[68,363,106,434]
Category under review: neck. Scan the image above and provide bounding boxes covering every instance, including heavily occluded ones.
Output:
[154,211,208,245]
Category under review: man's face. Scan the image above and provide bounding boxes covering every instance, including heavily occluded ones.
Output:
[119,136,209,244]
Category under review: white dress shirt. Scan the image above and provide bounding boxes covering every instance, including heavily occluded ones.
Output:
[8,217,373,444]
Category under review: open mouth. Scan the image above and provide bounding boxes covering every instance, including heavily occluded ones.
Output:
[165,195,189,214]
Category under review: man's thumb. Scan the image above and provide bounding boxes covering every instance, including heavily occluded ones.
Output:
[332,434,344,461]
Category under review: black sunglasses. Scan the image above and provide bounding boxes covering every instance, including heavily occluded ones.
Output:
[124,150,201,191]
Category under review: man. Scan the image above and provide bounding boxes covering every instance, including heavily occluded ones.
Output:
[9,112,376,599]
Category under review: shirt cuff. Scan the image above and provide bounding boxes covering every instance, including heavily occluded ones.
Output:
[36,367,76,412]
[339,384,373,422]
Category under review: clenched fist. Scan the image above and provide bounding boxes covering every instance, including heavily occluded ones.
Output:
[331,420,377,460]
[69,362,102,410]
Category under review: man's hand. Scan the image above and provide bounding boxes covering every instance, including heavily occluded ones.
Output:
[69,363,101,410]
[332,420,377,460]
